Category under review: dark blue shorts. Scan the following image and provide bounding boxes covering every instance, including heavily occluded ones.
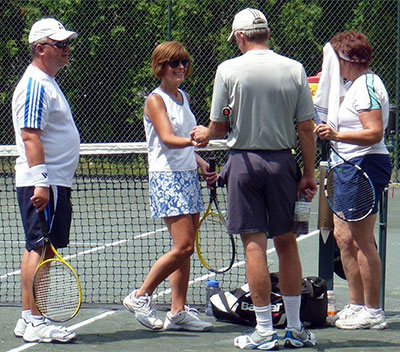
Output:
[336,154,391,216]
[219,149,300,236]
[17,185,73,251]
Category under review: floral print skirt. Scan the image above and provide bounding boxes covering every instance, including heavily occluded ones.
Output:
[148,170,203,218]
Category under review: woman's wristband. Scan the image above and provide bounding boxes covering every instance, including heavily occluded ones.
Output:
[30,164,49,187]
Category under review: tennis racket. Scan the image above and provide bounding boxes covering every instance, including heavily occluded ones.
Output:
[195,157,235,273]
[32,211,82,322]
[325,143,375,222]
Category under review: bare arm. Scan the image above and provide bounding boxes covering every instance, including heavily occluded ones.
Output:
[297,120,317,201]
[191,121,228,147]
[144,94,196,149]
[21,128,49,212]
[314,110,383,145]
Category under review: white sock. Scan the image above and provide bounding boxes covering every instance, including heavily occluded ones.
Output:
[350,303,364,311]
[21,309,31,322]
[254,304,273,334]
[283,295,302,331]
[31,315,44,326]
[365,306,382,315]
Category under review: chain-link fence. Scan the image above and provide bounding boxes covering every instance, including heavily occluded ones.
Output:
[1,0,399,177]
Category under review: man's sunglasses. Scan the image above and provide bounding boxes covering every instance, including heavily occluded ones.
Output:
[40,41,70,49]
[167,59,189,69]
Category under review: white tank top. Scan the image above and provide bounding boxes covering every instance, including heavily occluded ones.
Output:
[144,87,197,172]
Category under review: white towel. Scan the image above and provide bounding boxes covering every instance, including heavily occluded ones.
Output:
[313,42,346,130]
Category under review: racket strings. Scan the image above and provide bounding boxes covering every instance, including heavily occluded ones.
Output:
[327,167,375,220]
[198,212,235,272]
[33,260,80,322]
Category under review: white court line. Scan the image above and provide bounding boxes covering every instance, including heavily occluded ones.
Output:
[5,229,319,351]
[0,227,168,281]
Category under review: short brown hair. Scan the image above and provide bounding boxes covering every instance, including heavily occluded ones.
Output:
[151,41,193,79]
[330,30,372,68]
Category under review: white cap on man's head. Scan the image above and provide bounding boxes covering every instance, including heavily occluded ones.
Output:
[28,18,78,44]
[227,8,268,41]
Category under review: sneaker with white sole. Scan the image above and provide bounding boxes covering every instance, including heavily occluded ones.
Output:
[123,290,163,330]
[335,307,387,330]
[337,304,363,321]
[164,306,213,331]
[234,329,279,350]
[23,321,76,343]
[14,318,29,338]
[284,326,317,348]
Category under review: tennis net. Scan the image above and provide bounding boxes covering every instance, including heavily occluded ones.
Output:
[0,141,247,308]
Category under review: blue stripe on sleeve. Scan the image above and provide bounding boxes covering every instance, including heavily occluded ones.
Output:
[23,78,45,128]
[23,78,33,127]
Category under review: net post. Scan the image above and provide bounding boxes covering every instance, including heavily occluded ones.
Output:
[378,187,389,310]
[317,161,335,290]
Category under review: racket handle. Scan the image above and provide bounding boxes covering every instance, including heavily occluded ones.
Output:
[38,211,49,235]
[208,157,216,197]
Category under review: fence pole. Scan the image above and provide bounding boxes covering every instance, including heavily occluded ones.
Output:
[168,0,172,41]
[394,0,400,182]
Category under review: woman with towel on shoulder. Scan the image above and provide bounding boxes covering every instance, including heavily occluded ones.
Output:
[314,31,391,330]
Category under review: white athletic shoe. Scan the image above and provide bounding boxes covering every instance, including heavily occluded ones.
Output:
[14,318,29,338]
[284,325,317,348]
[337,304,363,321]
[123,290,163,330]
[164,306,213,331]
[336,307,387,330]
[234,329,279,350]
[23,320,76,343]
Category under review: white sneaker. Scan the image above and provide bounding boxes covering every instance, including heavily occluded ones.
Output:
[234,329,279,350]
[164,306,213,331]
[123,290,163,330]
[336,307,387,330]
[337,304,363,320]
[14,318,29,338]
[23,321,76,343]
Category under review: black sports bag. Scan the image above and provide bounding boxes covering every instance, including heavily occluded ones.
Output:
[210,273,327,328]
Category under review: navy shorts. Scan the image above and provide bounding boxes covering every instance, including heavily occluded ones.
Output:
[17,185,73,251]
[219,149,301,237]
[349,153,392,215]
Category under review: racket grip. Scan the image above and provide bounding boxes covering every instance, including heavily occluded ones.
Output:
[38,211,50,235]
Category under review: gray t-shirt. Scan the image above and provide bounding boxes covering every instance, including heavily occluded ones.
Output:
[210,49,314,150]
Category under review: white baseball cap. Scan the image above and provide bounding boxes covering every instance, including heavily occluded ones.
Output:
[29,18,78,44]
[227,8,268,41]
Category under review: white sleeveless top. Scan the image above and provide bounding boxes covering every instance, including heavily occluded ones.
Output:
[144,87,197,172]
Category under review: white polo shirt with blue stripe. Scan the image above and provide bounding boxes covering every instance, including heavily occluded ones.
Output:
[12,64,80,187]
[335,72,389,159]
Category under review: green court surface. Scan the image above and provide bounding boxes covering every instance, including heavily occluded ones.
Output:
[1,186,400,352]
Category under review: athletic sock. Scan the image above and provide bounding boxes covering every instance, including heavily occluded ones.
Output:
[283,295,302,331]
[254,304,274,334]
[21,309,31,322]
[365,306,382,315]
[31,315,45,326]
[349,303,364,311]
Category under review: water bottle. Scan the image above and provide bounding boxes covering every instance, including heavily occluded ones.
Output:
[294,193,311,236]
[205,280,220,316]
[326,290,337,325]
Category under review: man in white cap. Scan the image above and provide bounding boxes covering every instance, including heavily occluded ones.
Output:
[12,18,80,343]
[192,8,318,350]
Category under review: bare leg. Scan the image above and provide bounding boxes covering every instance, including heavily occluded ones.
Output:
[334,216,365,305]
[349,214,381,308]
[240,232,270,306]
[136,213,198,314]
[273,232,302,295]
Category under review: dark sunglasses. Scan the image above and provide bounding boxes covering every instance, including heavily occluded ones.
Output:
[40,41,70,49]
[167,59,189,68]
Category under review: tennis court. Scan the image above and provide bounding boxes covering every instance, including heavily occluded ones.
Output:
[1,156,400,351]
